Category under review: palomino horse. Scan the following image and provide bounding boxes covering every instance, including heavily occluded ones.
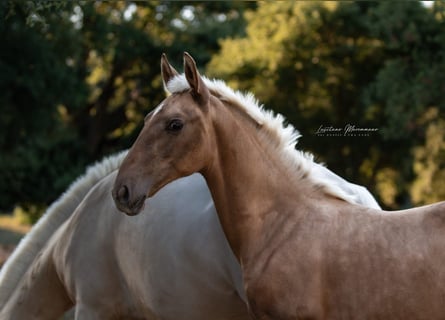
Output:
[0,122,380,316]
[114,53,445,320]
[0,155,378,320]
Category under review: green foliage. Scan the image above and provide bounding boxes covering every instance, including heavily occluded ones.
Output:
[1,1,444,218]
[0,1,87,210]
[0,1,253,217]
[365,1,445,140]
[209,1,445,209]
[411,112,445,205]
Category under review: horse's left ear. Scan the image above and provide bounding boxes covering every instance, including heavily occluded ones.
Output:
[183,52,210,105]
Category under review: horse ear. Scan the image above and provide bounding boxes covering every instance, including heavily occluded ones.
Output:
[161,53,179,93]
[183,52,210,104]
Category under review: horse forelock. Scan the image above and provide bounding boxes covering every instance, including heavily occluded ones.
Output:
[166,74,356,204]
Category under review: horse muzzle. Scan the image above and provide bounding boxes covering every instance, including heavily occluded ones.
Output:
[112,184,147,216]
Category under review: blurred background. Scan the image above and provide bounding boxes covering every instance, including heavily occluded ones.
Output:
[0,1,444,254]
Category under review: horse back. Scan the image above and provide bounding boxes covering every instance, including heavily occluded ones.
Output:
[418,200,445,228]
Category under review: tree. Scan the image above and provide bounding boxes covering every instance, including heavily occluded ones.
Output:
[411,115,445,204]
[0,1,87,216]
[0,0,254,217]
[208,1,445,208]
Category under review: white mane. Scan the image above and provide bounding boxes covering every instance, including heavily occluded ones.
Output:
[167,74,356,204]
[0,150,128,307]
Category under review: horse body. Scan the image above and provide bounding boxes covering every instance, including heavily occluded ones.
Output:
[320,201,445,319]
[1,172,248,320]
[114,53,445,319]
[0,150,379,320]
[243,198,445,319]
[0,157,380,318]
[1,164,378,320]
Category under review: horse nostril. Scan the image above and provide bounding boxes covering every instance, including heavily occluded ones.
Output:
[117,185,129,204]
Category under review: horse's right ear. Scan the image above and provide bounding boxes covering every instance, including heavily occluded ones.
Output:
[161,53,179,92]
[183,52,210,105]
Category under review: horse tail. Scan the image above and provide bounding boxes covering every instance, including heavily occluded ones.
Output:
[0,150,128,308]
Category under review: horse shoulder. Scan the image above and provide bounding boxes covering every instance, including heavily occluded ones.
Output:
[242,208,327,319]
[245,248,324,320]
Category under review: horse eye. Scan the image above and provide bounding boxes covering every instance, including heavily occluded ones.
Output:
[166,119,184,132]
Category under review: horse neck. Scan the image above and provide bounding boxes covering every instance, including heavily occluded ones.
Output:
[201,101,307,260]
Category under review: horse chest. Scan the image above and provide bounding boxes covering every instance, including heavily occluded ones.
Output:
[243,239,325,320]
[244,273,324,320]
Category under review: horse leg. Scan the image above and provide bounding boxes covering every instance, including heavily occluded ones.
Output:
[0,250,73,320]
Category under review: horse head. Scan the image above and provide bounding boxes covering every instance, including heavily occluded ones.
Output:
[113,53,214,216]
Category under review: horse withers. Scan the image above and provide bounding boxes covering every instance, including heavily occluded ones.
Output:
[113,53,445,319]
